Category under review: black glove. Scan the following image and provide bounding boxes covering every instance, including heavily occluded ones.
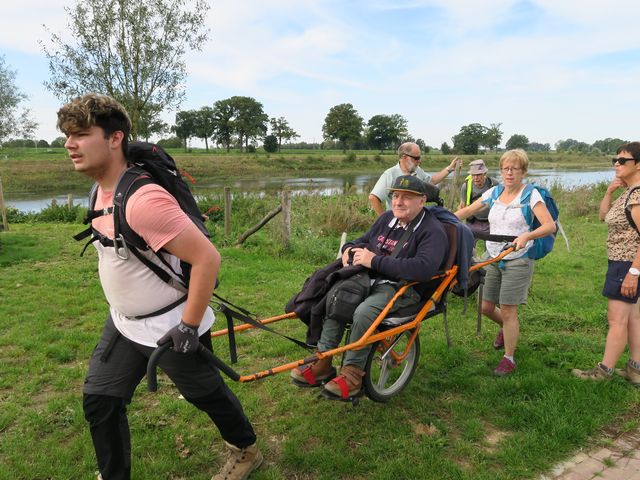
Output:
[157,320,199,354]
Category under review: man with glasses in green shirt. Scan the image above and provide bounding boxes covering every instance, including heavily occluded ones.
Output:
[368,141,460,216]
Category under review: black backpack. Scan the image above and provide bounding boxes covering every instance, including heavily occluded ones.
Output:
[75,141,209,307]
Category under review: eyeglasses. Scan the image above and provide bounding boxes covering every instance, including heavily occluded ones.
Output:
[403,153,421,161]
[500,166,522,173]
[612,157,637,166]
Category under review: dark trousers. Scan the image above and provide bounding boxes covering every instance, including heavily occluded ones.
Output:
[83,315,256,480]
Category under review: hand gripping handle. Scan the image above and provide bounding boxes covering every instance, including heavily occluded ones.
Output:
[147,343,240,392]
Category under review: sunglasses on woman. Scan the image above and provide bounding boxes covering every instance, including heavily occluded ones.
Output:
[612,156,638,166]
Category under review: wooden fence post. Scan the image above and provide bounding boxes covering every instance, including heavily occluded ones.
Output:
[281,190,291,248]
[224,187,232,237]
[0,177,7,232]
[67,193,73,209]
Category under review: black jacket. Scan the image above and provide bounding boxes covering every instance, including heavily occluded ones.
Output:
[285,260,366,346]
[343,207,448,286]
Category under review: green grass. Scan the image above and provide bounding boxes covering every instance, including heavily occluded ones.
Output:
[0,190,638,479]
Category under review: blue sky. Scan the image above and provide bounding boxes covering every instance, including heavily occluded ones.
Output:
[2,0,640,148]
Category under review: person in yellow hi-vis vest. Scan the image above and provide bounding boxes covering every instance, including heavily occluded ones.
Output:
[458,159,498,243]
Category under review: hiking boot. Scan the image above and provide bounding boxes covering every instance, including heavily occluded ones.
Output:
[212,441,263,480]
[492,329,504,350]
[323,364,364,399]
[615,360,640,388]
[493,356,516,376]
[572,363,612,381]
[290,356,335,387]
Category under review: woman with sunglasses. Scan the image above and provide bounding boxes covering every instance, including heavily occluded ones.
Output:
[573,142,640,386]
[455,149,555,376]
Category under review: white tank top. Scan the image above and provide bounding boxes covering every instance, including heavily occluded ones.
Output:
[92,184,214,347]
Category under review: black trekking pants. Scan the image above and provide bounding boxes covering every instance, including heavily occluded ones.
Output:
[83,315,256,480]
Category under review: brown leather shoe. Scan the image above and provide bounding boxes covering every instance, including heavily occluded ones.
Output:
[212,441,263,480]
[323,364,364,399]
[290,356,335,387]
[615,360,640,387]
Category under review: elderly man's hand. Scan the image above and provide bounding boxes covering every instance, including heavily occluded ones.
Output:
[351,247,375,268]
[341,247,353,267]
[449,156,461,171]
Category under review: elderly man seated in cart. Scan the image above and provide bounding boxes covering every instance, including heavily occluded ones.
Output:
[291,175,449,400]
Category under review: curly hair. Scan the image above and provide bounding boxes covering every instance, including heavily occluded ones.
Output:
[56,93,131,155]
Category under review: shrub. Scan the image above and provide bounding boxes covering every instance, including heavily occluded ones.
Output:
[36,202,86,223]
[50,137,67,148]
[157,136,184,149]
[342,152,357,164]
[263,135,278,153]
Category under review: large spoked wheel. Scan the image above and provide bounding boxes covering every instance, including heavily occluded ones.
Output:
[363,330,420,403]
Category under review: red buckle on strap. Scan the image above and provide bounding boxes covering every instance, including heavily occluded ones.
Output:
[301,366,316,386]
[331,376,350,399]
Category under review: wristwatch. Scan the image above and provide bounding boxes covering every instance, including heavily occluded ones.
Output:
[629,267,640,276]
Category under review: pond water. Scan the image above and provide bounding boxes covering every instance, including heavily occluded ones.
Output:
[5,168,614,213]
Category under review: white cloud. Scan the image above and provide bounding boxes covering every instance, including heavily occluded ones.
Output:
[2,0,640,146]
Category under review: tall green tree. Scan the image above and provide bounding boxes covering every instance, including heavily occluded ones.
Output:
[528,142,551,152]
[484,123,503,152]
[269,116,299,151]
[505,134,530,150]
[211,99,236,152]
[441,142,451,155]
[0,56,38,144]
[138,104,168,142]
[555,138,591,153]
[592,138,627,154]
[172,110,197,150]
[452,123,487,154]
[366,114,408,153]
[41,0,210,139]
[193,106,216,152]
[322,103,363,152]
[229,96,268,151]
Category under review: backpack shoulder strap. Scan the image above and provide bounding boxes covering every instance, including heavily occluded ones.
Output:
[482,184,503,208]
[625,186,640,234]
[519,184,536,226]
[74,182,106,242]
[113,166,155,251]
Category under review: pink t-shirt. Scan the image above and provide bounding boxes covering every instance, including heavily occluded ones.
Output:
[93,183,192,249]
[91,182,214,346]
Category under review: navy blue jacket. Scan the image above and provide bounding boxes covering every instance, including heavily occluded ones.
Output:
[343,207,448,284]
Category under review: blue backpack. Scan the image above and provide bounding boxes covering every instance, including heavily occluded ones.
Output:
[486,183,559,260]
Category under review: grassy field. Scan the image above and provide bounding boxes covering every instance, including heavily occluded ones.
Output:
[0,147,612,195]
[1,188,639,479]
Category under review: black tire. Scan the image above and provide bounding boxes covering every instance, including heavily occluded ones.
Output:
[363,330,420,403]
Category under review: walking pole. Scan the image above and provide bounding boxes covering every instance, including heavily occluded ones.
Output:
[476,284,483,336]
[446,157,461,210]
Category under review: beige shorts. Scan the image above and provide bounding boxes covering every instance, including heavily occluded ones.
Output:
[482,254,535,305]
